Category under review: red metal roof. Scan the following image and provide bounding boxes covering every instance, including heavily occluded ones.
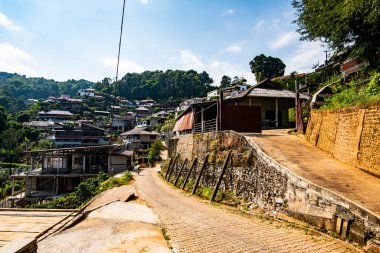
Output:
[173,111,194,132]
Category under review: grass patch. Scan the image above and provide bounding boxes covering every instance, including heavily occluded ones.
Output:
[161,227,170,241]
[201,186,213,198]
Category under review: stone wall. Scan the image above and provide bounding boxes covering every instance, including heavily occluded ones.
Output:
[167,131,380,249]
[305,106,380,176]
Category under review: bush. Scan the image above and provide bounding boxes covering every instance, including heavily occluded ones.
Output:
[320,72,380,109]
[364,73,380,95]
[99,172,133,191]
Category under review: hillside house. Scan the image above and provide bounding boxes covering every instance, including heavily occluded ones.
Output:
[120,127,160,164]
[135,99,155,107]
[134,106,150,117]
[136,117,163,129]
[120,127,160,150]
[177,97,207,112]
[109,105,122,115]
[46,95,83,103]
[111,116,134,134]
[78,88,96,97]
[38,110,74,122]
[223,83,248,95]
[207,89,219,100]
[10,145,132,201]
[173,79,309,134]
[226,79,309,128]
[47,123,108,146]
[22,121,55,131]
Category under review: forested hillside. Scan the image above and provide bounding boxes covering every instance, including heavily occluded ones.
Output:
[95,70,215,101]
[0,72,93,112]
[0,70,215,112]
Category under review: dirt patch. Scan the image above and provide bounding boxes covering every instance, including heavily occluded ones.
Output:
[38,187,171,253]
[88,202,159,224]
[38,218,170,253]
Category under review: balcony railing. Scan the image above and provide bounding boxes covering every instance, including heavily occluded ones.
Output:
[194,118,217,134]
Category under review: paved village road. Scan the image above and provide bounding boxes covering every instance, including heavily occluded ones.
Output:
[135,168,359,253]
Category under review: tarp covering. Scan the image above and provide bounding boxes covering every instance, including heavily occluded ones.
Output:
[173,111,194,132]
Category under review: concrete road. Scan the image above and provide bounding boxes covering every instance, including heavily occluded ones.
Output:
[135,168,358,253]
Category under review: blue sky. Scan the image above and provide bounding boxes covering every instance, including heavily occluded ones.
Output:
[0,0,326,85]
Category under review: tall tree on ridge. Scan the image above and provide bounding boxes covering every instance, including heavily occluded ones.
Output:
[249,54,286,82]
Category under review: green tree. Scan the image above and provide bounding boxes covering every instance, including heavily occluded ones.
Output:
[160,114,175,136]
[0,107,6,134]
[249,54,286,82]
[220,75,231,88]
[147,139,164,164]
[292,0,380,66]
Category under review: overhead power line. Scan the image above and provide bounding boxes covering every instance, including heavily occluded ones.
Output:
[114,0,126,99]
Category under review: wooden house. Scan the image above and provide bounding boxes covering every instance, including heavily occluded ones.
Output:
[173,79,309,134]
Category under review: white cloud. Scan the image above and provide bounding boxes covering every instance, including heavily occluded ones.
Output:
[270,31,299,49]
[254,19,266,30]
[178,50,255,85]
[0,42,31,61]
[226,43,242,53]
[223,9,235,16]
[0,12,21,31]
[179,50,205,71]
[139,0,149,5]
[0,42,37,76]
[100,57,145,75]
[285,42,326,74]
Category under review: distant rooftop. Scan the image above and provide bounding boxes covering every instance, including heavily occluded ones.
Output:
[39,110,74,116]
[120,127,160,136]
[135,106,150,111]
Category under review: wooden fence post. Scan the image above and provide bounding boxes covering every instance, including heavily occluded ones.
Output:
[174,158,188,186]
[192,153,209,195]
[210,151,231,202]
[182,157,197,190]
[165,155,178,180]
[163,157,173,177]
[167,155,178,181]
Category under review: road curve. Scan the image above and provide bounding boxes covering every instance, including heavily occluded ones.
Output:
[135,168,358,253]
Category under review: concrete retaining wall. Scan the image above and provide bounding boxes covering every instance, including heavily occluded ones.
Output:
[169,131,380,249]
[305,106,380,176]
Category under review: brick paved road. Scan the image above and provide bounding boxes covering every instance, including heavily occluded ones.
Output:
[135,168,359,253]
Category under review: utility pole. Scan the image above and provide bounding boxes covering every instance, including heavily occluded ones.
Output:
[324,50,329,64]
[295,79,303,134]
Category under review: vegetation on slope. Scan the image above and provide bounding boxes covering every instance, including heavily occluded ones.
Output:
[320,72,380,109]
[30,171,133,209]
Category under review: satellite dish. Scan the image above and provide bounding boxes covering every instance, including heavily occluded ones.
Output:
[231,91,239,97]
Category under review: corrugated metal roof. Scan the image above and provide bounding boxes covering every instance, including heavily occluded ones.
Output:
[173,111,193,132]
[45,110,74,116]
[23,121,55,127]
[120,127,160,136]
[246,88,309,99]
[135,107,150,111]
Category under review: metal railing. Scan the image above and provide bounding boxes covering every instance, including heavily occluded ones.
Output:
[194,118,217,133]
[204,118,217,133]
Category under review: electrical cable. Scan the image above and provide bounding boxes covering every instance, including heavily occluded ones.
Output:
[114,0,126,102]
